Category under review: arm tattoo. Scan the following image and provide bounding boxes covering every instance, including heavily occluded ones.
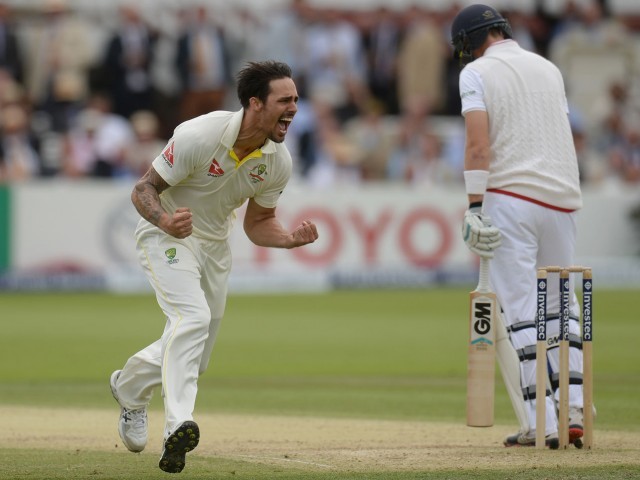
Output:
[131,168,170,226]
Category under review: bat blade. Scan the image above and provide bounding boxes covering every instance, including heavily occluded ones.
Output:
[466,288,497,427]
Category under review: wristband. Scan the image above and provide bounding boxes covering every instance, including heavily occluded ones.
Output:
[464,170,490,195]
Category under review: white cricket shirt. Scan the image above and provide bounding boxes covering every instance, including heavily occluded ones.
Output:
[460,40,582,211]
[141,109,292,241]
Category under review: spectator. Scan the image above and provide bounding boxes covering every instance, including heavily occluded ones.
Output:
[259,0,312,74]
[586,82,632,184]
[441,3,464,115]
[388,127,458,186]
[303,7,368,124]
[22,0,96,131]
[548,0,632,133]
[397,6,446,117]
[61,93,134,178]
[0,68,23,106]
[0,2,24,84]
[307,102,363,187]
[102,5,158,119]
[60,108,100,178]
[175,5,231,123]
[344,98,395,181]
[363,7,402,115]
[224,7,266,79]
[526,7,557,58]
[609,125,640,184]
[573,126,607,185]
[549,0,582,41]
[121,110,166,178]
[283,76,318,179]
[503,10,536,52]
[0,104,42,182]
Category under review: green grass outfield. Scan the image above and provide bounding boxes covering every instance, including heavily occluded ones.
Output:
[1,288,639,479]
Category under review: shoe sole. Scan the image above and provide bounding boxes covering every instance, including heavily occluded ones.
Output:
[159,421,200,473]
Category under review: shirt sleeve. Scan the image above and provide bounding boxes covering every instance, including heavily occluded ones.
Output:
[151,128,210,186]
[252,148,293,209]
[459,67,486,116]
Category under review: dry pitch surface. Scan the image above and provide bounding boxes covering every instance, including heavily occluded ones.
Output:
[3,406,639,473]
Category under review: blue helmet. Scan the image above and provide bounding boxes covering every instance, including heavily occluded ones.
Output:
[451,4,512,65]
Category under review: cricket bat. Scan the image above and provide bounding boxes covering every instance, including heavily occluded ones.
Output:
[466,256,496,427]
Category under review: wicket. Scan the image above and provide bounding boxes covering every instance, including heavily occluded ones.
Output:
[535,266,593,450]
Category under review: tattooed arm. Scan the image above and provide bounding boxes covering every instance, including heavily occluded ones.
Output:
[131,166,193,239]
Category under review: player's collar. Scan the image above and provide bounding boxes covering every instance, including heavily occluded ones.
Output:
[222,109,276,154]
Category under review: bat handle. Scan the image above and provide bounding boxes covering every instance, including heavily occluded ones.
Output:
[478,257,491,293]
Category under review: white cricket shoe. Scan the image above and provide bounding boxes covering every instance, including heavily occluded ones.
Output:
[110,370,148,453]
[503,430,559,449]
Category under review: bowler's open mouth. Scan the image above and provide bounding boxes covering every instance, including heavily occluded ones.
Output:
[278,117,293,134]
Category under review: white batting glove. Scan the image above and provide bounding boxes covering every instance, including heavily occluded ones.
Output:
[462,206,502,258]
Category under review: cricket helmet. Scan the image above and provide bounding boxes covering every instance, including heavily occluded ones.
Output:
[451,4,512,66]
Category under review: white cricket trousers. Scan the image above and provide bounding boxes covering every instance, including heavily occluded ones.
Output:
[484,192,583,436]
[115,226,231,438]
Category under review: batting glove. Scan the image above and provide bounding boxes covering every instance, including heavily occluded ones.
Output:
[462,206,502,258]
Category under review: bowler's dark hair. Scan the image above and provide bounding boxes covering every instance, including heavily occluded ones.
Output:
[236,61,293,109]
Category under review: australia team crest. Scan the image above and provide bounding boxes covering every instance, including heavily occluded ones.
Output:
[249,164,267,183]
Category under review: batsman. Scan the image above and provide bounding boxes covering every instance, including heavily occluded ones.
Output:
[452,4,587,448]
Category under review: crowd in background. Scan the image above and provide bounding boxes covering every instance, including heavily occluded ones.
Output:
[0,0,639,187]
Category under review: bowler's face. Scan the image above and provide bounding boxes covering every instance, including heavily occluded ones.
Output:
[261,77,298,144]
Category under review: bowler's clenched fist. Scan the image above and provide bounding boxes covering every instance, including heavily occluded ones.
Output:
[161,207,193,239]
[288,219,319,248]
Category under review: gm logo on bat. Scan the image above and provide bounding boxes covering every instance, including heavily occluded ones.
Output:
[471,298,494,347]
